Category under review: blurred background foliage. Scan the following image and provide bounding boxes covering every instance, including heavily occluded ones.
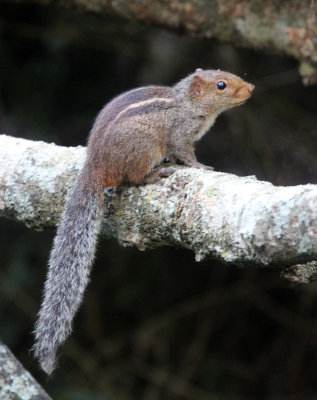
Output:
[1,3,317,400]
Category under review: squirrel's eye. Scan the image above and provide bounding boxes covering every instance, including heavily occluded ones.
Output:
[217,81,227,90]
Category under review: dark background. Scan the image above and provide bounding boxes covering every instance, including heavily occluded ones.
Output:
[1,3,317,400]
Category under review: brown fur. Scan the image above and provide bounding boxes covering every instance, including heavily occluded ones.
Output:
[33,69,254,374]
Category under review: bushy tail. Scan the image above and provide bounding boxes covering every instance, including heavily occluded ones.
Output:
[33,180,104,374]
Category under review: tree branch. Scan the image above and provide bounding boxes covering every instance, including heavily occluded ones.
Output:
[10,0,317,85]
[0,339,52,400]
[1,134,316,273]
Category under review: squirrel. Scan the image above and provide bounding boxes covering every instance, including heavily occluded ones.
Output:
[33,68,254,374]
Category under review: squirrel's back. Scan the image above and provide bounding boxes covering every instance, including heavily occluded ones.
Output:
[86,85,177,187]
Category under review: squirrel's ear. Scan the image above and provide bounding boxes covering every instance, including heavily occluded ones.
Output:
[189,75,205,98]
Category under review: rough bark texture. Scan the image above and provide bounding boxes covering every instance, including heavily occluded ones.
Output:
[1,134,317,278]
[281,261,317,284]
[0,340,52,400]
[9,0,317,85]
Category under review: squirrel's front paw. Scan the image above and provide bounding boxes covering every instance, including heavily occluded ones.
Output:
[143,167,175,184]
[192,162,214,171]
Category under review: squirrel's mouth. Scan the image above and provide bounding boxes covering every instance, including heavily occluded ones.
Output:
[234,83,254,105]
[228,99,246,108]
[235,99,247,105]
[234,90,253,106]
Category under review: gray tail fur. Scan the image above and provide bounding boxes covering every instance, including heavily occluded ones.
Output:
[33,180,104,374]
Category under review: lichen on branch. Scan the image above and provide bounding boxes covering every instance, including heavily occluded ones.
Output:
[0,340,52,400]
[1,134,316,274]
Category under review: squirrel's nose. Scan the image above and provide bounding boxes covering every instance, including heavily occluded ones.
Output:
[247,83,255,93]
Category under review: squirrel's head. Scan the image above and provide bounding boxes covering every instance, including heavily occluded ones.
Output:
[185,68,254,115]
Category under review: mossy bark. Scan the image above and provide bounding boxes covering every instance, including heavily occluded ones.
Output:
[1,134,317,282]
